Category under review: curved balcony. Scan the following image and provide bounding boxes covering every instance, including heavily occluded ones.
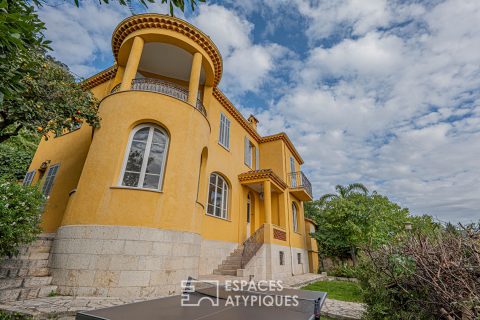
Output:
[111,78,207,117]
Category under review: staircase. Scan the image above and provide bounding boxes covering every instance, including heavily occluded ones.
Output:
[213,246,244,276]
[213,225,265,276]
[0,234,57,302]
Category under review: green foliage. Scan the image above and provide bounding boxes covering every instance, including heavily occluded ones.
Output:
[0,179,45,258]
[313,191,411,263]
[0,0,49,106]
[303,201,319,219]
[326,264,358,278]
[0,130,39,180]
[302,280,363,303]
[0,311,32,320]
[1,54,100,143]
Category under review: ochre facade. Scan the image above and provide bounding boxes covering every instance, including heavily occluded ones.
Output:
[25,14,318,297]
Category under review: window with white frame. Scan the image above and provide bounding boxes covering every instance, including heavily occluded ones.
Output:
[120,124,169,190]
[42,164,60,196]
[23,170,36,186]
[292,202,298,232]
[207,173,229,219]
[218,113,230,149]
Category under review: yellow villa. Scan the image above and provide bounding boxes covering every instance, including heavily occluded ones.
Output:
[23,14,318,297]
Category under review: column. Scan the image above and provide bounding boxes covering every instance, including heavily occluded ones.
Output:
[187,52,202,106]
[119,36,144,91]
[263,180,272,224]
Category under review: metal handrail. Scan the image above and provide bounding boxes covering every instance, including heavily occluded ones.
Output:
[288,171,313,197]
[110,78,207,117]
[241,224,265,268]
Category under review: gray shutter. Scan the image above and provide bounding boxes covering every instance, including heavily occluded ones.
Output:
[255,146,260,170]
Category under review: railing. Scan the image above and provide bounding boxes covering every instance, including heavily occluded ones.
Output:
[241,224,265,268]
[288,171,313,198]
[110,78,207,117]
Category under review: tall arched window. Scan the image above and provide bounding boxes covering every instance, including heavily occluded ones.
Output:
[207,173,229,219]
[292,202,298,232]
[120,124,169,190]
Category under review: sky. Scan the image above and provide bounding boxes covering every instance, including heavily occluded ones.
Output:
[36,0,480,223]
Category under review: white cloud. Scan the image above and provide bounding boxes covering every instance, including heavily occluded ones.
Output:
[190,4,289,95]
[37,2,129,77]
[255,0,480,223]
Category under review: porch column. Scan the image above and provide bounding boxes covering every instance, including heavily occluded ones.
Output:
[187,52,202,106]
[120,36,144,91]
[263,180,272,224]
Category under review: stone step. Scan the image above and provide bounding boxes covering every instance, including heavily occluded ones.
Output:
[213,269,237,276]
[0,267,50,279]
[23,276,53,288]
[0,258,49,270]
[224,256,242,262]
[0,276,53,290]
[218,263,241,270]
[0,285,57,302]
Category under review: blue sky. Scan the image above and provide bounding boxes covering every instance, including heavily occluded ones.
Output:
[37,0,480,223]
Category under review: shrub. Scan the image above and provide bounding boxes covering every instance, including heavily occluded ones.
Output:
[357,224,480,320]
[0,179,45,258]
[327,264,358,278]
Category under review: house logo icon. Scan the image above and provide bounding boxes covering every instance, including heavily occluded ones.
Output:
[181,280,220,307]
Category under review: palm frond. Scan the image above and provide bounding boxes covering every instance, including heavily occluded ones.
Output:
[347,183,369,196]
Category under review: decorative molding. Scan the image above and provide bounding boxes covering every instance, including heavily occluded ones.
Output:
[304,217,317,227]
[213,88,304,165]
[259,133,304,165]
[238,169,288,190]
[82,65,117,90]
[111,14,223,86]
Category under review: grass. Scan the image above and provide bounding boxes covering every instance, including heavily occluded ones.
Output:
[302,280,363,303]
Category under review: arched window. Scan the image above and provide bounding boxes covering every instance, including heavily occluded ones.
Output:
[120,124,169,190]
[207,173,229,219]
[292,202,298,232]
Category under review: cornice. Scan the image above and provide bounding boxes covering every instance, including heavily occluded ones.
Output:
[82,65,117,90]
[238,169,288,190]
[260,133,304,165]
[111,14,222,86]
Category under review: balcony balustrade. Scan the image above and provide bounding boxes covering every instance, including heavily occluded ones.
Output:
[288,171,313,200]
[111,78,207,117]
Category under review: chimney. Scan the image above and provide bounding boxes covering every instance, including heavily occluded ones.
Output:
[248,115,259,131]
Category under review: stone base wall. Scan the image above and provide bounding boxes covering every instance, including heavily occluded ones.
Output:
[244,244,308,280]
[198,240,237,275]
[50,225,201,297]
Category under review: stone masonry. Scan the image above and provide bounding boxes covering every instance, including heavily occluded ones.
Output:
[0,234,57,302]
[49,225,201,297]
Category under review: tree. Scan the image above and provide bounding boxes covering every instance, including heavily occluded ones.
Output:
[0,130,39,180]
[0,53,100,143]
[1,0,205,142]
[318,183,369,206]
[312,186,412,265]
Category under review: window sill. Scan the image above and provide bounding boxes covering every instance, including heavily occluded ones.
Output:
[205,212,231,222]
[110,186,163,194]
[218,142,230,152]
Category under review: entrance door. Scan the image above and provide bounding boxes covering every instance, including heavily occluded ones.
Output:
[246,193,251,238]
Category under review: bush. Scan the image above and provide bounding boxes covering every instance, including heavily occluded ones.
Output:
[357,224,480,320]
[0,180,45,258]
[327,264,357,278]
